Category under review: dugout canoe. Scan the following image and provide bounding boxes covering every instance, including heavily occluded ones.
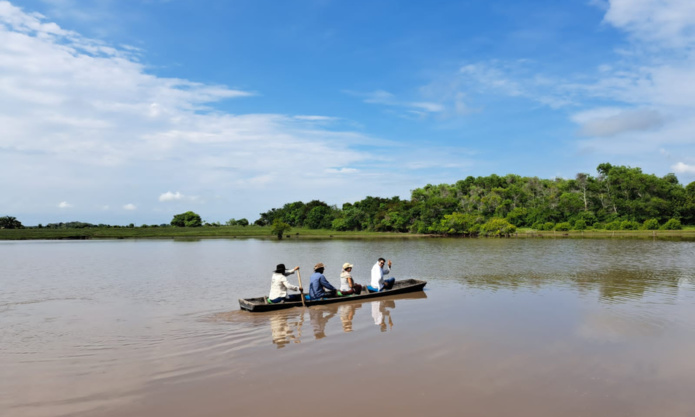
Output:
[239,278,427,312]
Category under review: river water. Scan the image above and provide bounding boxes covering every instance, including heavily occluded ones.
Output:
[1,238,695,417]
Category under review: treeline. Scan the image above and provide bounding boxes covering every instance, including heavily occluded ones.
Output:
[255,163,695,235]
[4,163,694,236]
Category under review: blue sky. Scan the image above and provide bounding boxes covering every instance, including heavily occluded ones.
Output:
[2,0,695,225]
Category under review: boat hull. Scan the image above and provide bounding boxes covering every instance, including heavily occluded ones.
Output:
[239,278,427,312]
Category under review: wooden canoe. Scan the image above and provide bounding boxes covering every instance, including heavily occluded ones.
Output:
[239,278,427,312]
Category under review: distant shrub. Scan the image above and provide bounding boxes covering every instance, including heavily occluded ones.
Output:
[605,221,621,230]
[660,218,683,230]
[411,221,429,234]
[554,222,571,231]
[480,218,517,237]
[543,222,555,231]
[593,222,605,230]
[620,220,640,230]
[576,211,597,226]
[531,222,543,230]
[332,218,350,231]
[573,219,587,230]
[642,218,659,230]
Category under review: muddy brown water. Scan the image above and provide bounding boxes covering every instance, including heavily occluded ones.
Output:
[2,238,695,417]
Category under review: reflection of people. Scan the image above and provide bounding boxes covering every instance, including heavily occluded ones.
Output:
[309,263,338,300]
[371,300,395,332]
[268,264,303,303]
[309,306,336,339]
[269,311,303,348]
[339,303,360,332]
[339,263,362,295]
[270,314,292,348]
[368,258,395,292]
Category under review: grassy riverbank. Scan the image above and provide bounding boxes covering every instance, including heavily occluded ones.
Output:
[516,227,695,239]
[2,225,695,240]
[0,226,416,240]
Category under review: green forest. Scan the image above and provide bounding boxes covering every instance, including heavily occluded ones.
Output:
[254,163,695,236]
[3,163,695,237]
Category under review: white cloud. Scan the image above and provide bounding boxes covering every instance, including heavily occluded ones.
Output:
[672,162,695,174]
[0,2,465,224]
[158,191,184,202]
[571,107,664,137]
[603,0,695,48]
[293,115,337,121]
[58,201,72,208]
[158,191,201,202]
[123,203,136,210]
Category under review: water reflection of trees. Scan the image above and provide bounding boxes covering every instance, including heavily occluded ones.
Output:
[463,270,683,303]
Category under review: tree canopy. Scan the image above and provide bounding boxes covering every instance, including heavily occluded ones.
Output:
[171,211,203,227]
[0,216,23,229]
[255,163,695,235]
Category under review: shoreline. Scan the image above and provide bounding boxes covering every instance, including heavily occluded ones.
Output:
[2,226,695,241]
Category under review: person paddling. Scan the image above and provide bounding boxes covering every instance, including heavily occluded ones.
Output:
[268,264,303,303]
[368,258,395,292]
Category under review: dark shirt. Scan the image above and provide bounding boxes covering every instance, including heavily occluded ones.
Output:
[309,272,336,299]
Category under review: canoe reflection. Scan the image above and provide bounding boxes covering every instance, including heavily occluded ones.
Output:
[263,291,426,348]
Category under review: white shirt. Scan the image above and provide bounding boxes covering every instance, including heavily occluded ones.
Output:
[370,261,390,290]
[268,270,299,299]
[340,270,353,291]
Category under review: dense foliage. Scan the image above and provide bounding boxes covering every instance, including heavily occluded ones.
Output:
[270,219,292,240]
[0,216,23,229]
[226,218,249,226]
[256,163,695,235]
[4,164,694,236]
[171,211,203,227]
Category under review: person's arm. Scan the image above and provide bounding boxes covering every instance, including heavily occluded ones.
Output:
[281,275,299,292]
[347,275,355,289]
[320,275,336,291]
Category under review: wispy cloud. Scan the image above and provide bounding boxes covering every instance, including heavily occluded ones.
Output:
[571,107,664,137]
[123,203,137,210]
[0,2,472,223]
[602,0,695,48]
[404,1,695,182]
[344,89,446,118]
[58,201,72,208]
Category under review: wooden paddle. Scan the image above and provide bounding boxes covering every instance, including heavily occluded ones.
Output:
[296,269,307,307]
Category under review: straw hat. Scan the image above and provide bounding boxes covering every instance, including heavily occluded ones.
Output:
[314,262,325,270]
[342,263,353,270]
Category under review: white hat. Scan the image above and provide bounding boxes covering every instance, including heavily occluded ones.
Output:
[342,262,353,270]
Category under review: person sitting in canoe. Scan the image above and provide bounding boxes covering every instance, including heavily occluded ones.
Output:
[309,263,338,300]
[339,262,362,295]
[368,258,395,292]
[268,264,303,303]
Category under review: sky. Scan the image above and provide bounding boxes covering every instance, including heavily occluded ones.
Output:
[2,0,695,226]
